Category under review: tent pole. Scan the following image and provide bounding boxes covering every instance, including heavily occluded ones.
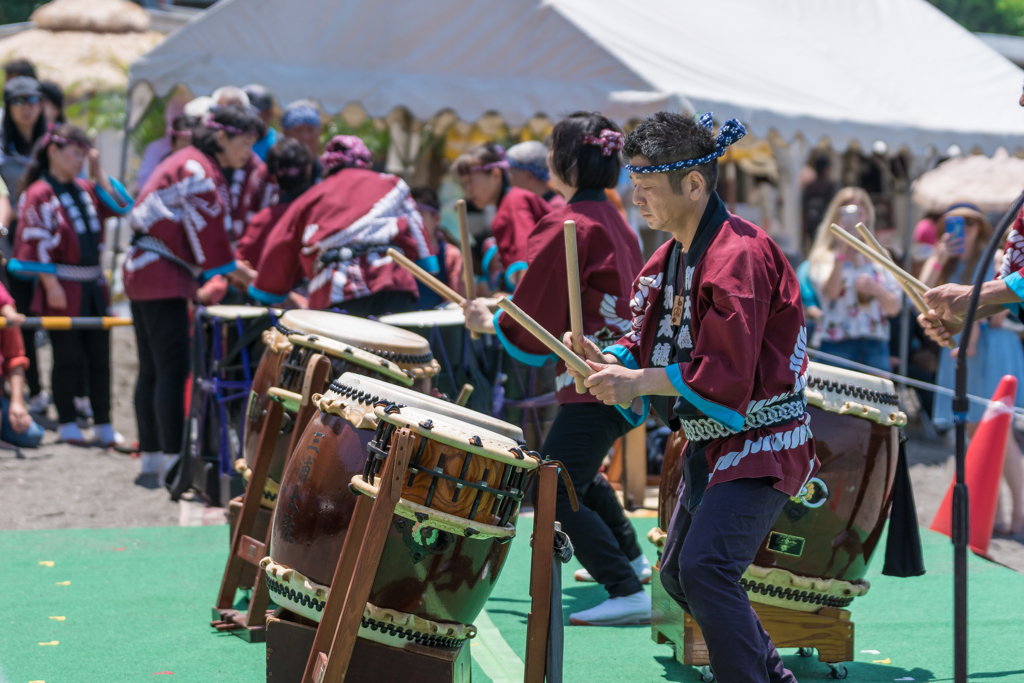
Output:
[113,92,133,268]
[897,152,918,384]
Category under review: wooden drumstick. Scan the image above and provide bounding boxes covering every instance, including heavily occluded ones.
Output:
[455,383,473,406]
[497,297,630,409]
[853,222,928,293]
[564,220,587,394]
[387,248,466,305]
[456,199,480,339]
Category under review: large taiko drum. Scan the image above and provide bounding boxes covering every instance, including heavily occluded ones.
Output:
[261,373,535,648]
[651,361,905,612]
[240,310,440,507]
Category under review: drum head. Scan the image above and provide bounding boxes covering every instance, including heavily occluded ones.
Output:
[281,310,431,357]
[329,373,524,442]
[806,361,905,426]
[378,309,467,328]
[203,305,270,319]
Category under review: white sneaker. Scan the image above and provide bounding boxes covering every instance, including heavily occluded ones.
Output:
[569,590,651,626]
[28,391,51,414]
[575,553,652,584]
[58,422,86,444]
[93,423,126,448]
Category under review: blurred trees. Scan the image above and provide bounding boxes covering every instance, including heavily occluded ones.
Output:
[928,0,1024,35]
[0,1,48,25]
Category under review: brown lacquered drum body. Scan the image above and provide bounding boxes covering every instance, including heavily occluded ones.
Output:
[654,362,905,612]
[263,374,532,647]
[240,310,439,507]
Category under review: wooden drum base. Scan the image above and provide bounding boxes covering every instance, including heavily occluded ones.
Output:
[651,567,854,668]
[268,612,471,683]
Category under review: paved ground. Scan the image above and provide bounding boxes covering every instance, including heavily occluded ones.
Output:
[1,326,1022,574]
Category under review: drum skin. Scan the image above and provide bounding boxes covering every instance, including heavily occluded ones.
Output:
[270,410,515,626]
[657,405,897,585]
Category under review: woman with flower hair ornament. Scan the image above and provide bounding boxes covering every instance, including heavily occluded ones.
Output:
[249,135,434,316]
[452,142,550,292]
[463,112,646,625]
[564,112,815,681]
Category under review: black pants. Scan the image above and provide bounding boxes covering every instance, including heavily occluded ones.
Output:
[660,477,795,683]
[7,275,40,396]
[333,290,416,318]
[132,298,190,454]
[50,327,111,425]
[541,402,642,598]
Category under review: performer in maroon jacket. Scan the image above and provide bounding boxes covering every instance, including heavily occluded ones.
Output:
[566,113,816,682]
[249,135,434,316]
[463,113,647,625]
[453,143,550,291]
[124,104,262,487]
[12,123,133,447]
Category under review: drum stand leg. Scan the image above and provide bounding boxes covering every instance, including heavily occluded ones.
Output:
[303,428,415,683]
[211,353,332,642]
[524,464,558,683]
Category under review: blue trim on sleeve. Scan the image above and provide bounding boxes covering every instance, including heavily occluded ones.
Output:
[667,364,745,431]
[481,245,499,275]
[492,308,555,367]
[95,177,134,215]
[604,343,639,370]
[504,260,527,290]
[202,261,237,282]
[7,259,55,278]
[1003,271,1024,309]
[248,284,288,304]
[415,254,440,273]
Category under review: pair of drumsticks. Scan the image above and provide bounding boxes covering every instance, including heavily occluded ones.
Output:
[388,200,619,401]
[827,223,952,348]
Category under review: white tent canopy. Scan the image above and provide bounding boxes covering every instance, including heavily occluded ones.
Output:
[129,0,1024,156]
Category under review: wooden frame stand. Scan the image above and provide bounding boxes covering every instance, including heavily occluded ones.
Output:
[651,567,853,672]
[524,464,558,683]
[211,353,332,642]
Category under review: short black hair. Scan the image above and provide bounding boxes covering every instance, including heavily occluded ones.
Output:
[549,111,621,191]
[812,153,831,176]
[623,112,718,195]
[4,59,36,80]
[192,104,265,159]
[452,142,506,177]
[266,137,312,193]
[39,80,64,120]
[18,123,91,196]
[410,186,439,212]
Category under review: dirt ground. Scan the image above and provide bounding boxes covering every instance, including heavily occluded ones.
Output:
[1,328,1023,575]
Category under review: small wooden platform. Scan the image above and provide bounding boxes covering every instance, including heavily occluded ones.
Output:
[650,567,854,666]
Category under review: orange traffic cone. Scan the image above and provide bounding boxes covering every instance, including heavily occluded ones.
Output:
[930,375,1018,557]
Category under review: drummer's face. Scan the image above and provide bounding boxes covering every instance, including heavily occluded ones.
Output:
[459,169,503,208]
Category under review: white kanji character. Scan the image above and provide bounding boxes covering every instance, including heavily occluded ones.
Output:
[663,284,674,310]
[685,266,694,290]
[651,343,671,367]
[683,297,691,321]
[677,325,693,349]
[657,314,674,338]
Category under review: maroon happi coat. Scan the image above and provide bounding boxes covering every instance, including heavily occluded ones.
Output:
[123,147,237,302]
[495,188,642,404]
[607,203,817,499]
[235,202,292,268]
[225,152,273,243]
[249,168,431,309]
[13,179,117,316]
[488,185,551,287]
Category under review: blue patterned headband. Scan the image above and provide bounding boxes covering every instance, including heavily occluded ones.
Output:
[282,105,321,131]
[508,158,549,182]
[624,112,747,174]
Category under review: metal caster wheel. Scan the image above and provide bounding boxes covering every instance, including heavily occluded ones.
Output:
[829,663,848,679]
[798,647,814,657]
[699,665,715,682]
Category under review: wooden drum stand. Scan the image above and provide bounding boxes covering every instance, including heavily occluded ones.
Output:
[211,353,333,642]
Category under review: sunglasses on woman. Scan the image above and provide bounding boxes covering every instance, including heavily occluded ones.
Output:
[9,95,41,106]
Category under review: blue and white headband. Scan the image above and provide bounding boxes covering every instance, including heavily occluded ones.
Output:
[624,112,747,174]
[508,158,550,182]
[282,105,321,131]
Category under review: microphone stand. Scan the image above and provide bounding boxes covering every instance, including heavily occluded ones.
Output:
[951,190,1024,683]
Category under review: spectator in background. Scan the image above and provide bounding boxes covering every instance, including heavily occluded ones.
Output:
[922,203,1024,534]
[211,85,250,109]
[243,84,277,161]
[410,186,465,309]
[910,211,944,276]
[507,140,565,207]
[1,77,48,413]
[3,59,36,81]
[802,153,838,250]
[807,187,902,370]
[0,285,44,448]
[38,81,65,125]
[167,115,194,154]
[281,100,323,182]
[136,96,187,190]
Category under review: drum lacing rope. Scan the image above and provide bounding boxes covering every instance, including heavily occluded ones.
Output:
[681,394,807,443]
[739,578,855,609]
[807,375,899,406]
[329,378,384,407]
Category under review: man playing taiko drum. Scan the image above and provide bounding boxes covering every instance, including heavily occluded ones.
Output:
[565,112,818,682]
